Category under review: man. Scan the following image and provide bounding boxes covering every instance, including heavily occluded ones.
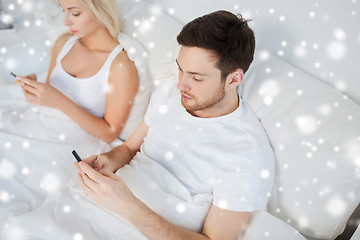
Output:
[75,10,275,239]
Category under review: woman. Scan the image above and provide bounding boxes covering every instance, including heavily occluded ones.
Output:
[16,0,139,142]
[0,0,143,224]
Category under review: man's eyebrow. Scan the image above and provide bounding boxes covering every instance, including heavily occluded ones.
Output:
[175,59,208,76]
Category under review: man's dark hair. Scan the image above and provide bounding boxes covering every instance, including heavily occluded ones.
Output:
[177,10,255,80]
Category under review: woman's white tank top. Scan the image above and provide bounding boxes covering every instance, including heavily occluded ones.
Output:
[50,36,123,117]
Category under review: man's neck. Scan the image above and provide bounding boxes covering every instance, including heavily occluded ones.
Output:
[190,93,239,118]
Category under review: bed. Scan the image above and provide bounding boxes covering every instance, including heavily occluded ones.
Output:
[0,0,359,239]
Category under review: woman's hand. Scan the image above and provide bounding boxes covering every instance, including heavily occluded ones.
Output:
[16,73,37,96]
[16,76,65,109]
[24,73,37,82]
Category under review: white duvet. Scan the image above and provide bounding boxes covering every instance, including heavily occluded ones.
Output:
[0,85,211,240]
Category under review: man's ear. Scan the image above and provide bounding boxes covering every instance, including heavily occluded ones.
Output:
[225,69,244,90]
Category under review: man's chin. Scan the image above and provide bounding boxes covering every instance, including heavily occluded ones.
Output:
[181,100,192,110]
[181,101,200,113]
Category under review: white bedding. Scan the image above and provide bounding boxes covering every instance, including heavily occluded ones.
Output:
[0,85,116,219]
[0,85,211,239]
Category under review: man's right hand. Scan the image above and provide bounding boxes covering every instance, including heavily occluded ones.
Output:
[79,120,149,175]
[82,153,120,175]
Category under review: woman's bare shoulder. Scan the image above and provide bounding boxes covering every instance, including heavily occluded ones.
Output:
[112,50,138,76]
[108,49,139,88]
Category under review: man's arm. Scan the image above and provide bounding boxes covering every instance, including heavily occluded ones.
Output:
[127,201,251,240]
[80,120,149,174]
[75,162,252,240]
[201,205,252,239]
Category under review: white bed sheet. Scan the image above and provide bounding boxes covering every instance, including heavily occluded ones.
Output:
[0,85,117,229]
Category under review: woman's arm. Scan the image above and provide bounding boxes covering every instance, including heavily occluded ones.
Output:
[17,43,139,142]
[56,51,139,142]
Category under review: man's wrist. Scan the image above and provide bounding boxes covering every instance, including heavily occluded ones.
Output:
[119,194,145,221]
[107,145,133,172]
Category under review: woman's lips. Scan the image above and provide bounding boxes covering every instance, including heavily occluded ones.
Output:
[71,30,77,34]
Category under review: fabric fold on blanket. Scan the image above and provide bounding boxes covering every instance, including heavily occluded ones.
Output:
[117,152,213,232]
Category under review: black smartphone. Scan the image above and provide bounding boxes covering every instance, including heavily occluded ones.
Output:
[72,150,82,162]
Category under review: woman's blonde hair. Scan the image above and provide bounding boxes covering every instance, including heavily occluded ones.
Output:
[80,0,122,39]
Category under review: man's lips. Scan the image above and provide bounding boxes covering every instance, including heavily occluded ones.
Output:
[181,93,192,100]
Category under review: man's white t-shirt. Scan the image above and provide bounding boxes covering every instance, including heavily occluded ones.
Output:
[141,84,275,212]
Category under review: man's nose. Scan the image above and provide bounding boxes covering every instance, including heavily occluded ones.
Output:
[177,74,191,92]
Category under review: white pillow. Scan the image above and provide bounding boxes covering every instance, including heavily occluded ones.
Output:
[117,0,183,92]
[239,211,306,240]
[241,52,360,239]
[114,0,184,139]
